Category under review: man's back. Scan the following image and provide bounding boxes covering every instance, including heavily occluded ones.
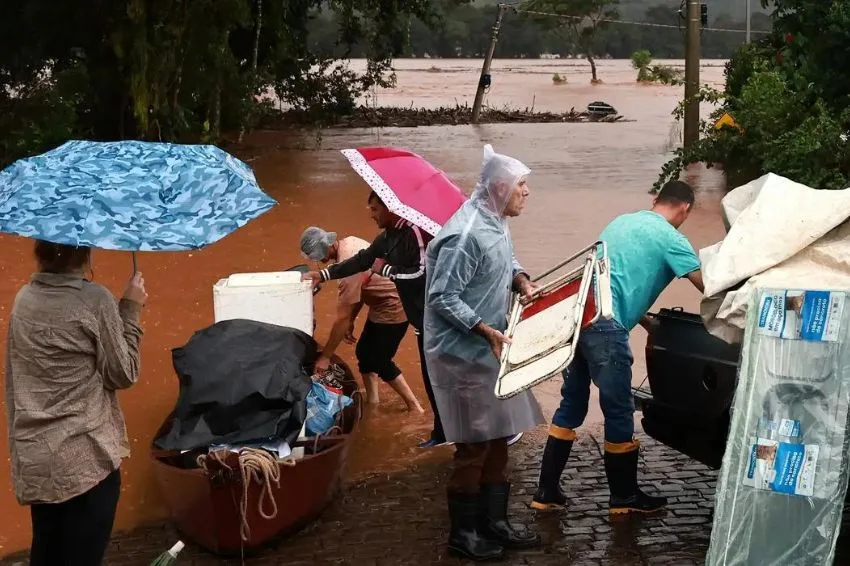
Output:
[600,210,700,331]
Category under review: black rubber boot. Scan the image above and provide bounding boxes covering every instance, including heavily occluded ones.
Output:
[447,492,504,561]
[604,448,667,515]
[480,482,542,549]
[530,436,573,510]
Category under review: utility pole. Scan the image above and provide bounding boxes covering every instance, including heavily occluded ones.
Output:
[745,0,751,43]
[683,0,701,148]
[472,4,507,124]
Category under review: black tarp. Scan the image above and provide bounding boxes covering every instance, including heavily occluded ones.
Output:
[154,319,316,451]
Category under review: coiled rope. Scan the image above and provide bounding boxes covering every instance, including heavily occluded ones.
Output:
[198,448,296,541]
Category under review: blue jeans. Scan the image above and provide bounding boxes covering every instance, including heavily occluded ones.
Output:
[551,318,635,444]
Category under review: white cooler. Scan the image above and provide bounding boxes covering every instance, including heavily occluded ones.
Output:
[212,271,314,337]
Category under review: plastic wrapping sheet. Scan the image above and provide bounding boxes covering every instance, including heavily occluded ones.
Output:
[707,288,850,566]
[699,173,850,344]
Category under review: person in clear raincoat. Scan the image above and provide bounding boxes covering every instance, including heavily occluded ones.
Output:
[424,144,545,561]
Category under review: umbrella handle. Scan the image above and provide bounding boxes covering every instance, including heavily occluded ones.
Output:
[132,252,137,275]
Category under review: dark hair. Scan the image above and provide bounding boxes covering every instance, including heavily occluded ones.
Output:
[34,240,91,274]
[656,180,695,207]
[367,190,386,207]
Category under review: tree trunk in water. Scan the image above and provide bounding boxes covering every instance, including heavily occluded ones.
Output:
[238,0,262,143]
[587,55,599,83]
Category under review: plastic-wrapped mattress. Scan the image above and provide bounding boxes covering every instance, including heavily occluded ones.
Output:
[707,288,850,566]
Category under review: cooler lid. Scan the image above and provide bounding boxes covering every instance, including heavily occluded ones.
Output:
[219,271,304,287]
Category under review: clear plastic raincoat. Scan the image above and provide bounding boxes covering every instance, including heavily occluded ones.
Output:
[423,145,545,444]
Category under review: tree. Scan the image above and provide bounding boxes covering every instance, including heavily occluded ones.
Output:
[520,0,619,83]
[0,0,444,165]
[655,0,850,192]
[631,49,653,81]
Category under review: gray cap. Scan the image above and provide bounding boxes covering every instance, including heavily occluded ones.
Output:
[300,226,337,261]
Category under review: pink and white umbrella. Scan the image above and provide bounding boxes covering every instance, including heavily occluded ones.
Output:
[340,147,467,236]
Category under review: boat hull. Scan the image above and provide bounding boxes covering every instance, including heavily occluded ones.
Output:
[151,360,360,555]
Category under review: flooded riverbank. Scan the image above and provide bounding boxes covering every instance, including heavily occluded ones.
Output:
[0,58,730,554]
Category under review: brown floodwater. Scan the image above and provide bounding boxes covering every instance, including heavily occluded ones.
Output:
[0,59,729,554]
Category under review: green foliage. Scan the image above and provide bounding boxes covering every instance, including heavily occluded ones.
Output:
[656,0,850,192]
[552,73,568,84]
[0,0,440,166]
[0,0,774,169]
[723,40,775,101]
[631,50,680,84]
[0,65,91,166]
[648,65,682,85]
[631,50,652,70]
[631,49,653,81]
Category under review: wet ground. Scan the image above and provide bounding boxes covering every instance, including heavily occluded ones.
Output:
[280,58,731,478]
[6,427,850,565]
[14,429,719,565]
[0,58,737,556]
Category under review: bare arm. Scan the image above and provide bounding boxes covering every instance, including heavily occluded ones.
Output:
[349,301,364,324]
[472,320,512,360]
[686,269,705,293]
[321,302,357,360]
[345,301,364,343]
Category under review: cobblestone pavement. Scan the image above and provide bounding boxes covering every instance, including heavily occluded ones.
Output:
[5,429,850,565]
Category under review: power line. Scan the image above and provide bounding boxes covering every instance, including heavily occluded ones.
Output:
[510,6,771,35]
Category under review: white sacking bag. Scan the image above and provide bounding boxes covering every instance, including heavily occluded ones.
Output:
[699,173,850,344]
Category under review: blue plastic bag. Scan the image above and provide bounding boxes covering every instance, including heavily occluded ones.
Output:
[305,382,353,436]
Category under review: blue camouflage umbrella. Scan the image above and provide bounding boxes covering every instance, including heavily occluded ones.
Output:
[0,140,277,256]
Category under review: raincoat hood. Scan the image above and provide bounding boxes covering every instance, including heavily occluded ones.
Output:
[471,144,532,218]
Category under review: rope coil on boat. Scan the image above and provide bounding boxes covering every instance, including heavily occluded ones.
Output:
[197,448,296,541]
[194,369,360,542]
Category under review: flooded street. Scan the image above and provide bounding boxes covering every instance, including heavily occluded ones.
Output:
[0,58,730,552]
[250,58,730,477]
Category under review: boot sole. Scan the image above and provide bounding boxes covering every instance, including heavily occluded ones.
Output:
[609,506,666,515]
[482,528,543,550]
[529,500,565,511]
[447,545,504,562]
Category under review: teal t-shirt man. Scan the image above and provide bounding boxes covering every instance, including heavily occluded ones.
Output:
[601,208,702,331]
[532,180,704,517]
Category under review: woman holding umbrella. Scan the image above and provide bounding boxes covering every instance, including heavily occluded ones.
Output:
[0,139,277,563]
[5,241,147,565]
